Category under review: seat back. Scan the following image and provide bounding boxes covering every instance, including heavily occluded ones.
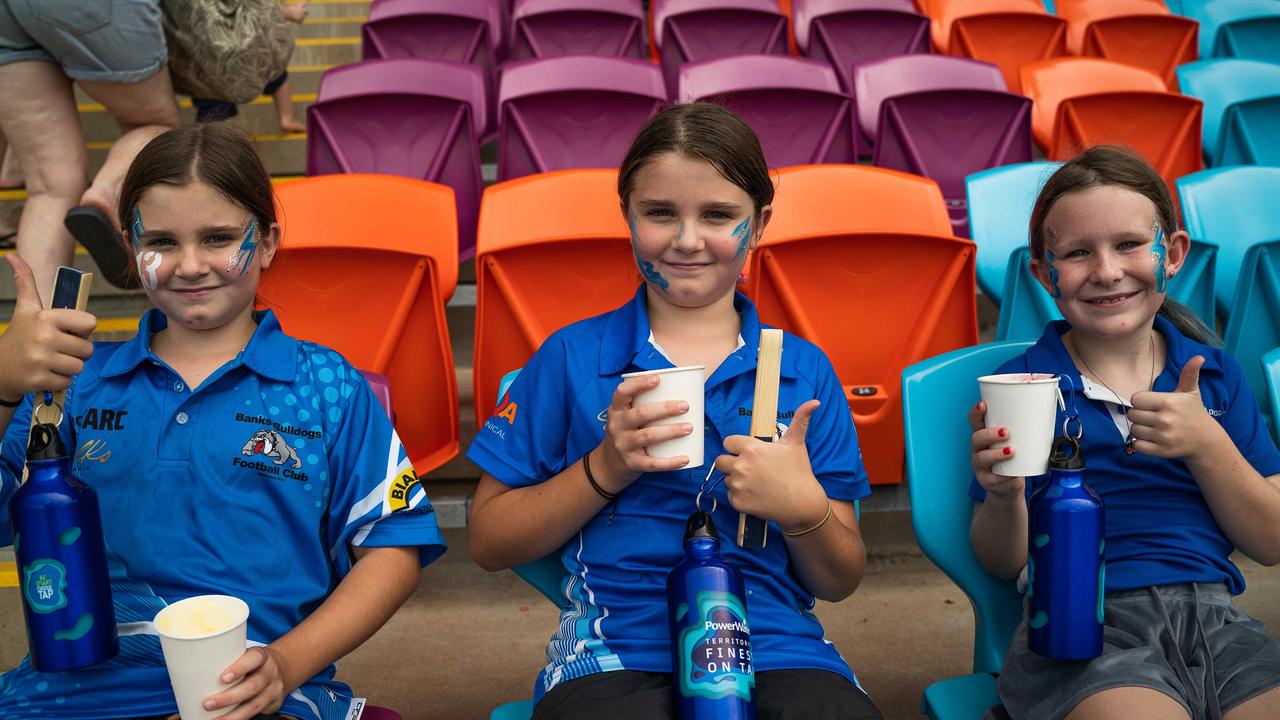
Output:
[760,164,954,238]
[793,0,929,91]
[1178,166,1280,315]
[1265,347,1280,444]
[903,341,1029,674]
[853,54,1006,144]
[678,55,858,166]
[926,0,1066,92]
[1058,0,1196,91]
[1222,240,1280,423]
[306,59,485,261]
[266,175,460,474]
[653,0,790,91]
[473,169,638,420]
[1176,59,1280,166]
[874,89,1033,236]
[509,0,646,60]
[1056,0,1170,51]
[965,161,1060,302]
[360,370,395,422]
[363,0,499,67]
[1178,0,1280,62]
[496,56,665,181]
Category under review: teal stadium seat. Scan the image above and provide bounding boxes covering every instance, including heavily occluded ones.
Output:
[1264,347,1280,444]
[1176,59,1280,167]
[1222,240,1280,432]
[966,162,1060,305]
[1178,166,1280,317]
[1177,0,1280,63]
[903,342,1031,720]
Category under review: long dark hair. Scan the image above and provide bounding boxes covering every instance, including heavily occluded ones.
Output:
[1028,146,1219,346]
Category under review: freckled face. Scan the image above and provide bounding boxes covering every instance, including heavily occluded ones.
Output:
[624,151,770,308]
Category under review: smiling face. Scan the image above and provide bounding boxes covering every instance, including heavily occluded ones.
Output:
[623,151,770,309]
[131,180,279,334]
[1030,184,1188,341]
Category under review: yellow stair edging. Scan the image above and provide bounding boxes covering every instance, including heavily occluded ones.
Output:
[0,561,14,588]
[78,94,318,114]
[0,317,140,335]
[1,176,304,202]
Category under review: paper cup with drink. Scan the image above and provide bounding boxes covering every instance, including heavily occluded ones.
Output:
[154,594,250,720]
[978,373,1061,477]
[620,365,706,469]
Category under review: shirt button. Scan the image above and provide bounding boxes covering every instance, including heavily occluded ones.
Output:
[174,381,184,392]
[175,412,189,425]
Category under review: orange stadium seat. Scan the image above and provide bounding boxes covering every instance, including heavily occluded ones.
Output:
[473,169,639,422]
[925,0,1066,92]
[745,166,976,485]
[1022,58,1203,189]
[264,174,460,475]
[1056,0,1197,90]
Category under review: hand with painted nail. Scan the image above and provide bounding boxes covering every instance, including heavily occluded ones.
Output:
[597,374,696,492]
[969,400,1025,499]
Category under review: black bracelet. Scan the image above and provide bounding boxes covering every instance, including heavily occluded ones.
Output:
[582,449,616,501]
[0,394,22,408]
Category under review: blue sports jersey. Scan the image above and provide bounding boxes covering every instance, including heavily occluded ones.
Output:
[0,310,447,720]
[467,287,872,701]
[970,316,1280,595]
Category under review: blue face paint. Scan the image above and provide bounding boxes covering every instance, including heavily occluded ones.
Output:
[1150,225,1167,293]
[1045,248,1062,299]
[228,217,259,275]
[731,217,750,259]
[628,210,670,292]
[130,208,145,252]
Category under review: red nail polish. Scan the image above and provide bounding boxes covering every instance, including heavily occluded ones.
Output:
[1003,447,1012,456]
[998,428,1007,438]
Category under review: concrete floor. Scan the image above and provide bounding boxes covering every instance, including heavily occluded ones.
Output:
[2,516,1278,720]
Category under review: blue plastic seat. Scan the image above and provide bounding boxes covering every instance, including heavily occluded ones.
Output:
[966,162,1061,305]
[1177,0,1280,63]
[903,341,1031,719]
[1221,240,1280,431]
[1264,347,1280,443]
[1176,59,1280,167]
[1178,166,1280,318]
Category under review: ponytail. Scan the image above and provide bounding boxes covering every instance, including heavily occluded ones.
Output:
[1157,298,1221,348]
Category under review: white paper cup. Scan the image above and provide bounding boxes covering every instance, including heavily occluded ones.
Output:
[621,365,706,469]
[979,373,1060,477]
[154,595,250,720]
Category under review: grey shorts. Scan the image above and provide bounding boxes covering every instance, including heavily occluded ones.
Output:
[995,583,1280,720]
[0,0,167,82]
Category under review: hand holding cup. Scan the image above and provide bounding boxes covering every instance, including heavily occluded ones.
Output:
[597,368,704,491]
[969,400,1025,500]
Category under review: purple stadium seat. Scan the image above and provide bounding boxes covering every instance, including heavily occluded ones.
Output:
[307,59,485,260]
[359,369,395,421]
[854,55,1032,236]
[497,56,666,181]
[792,0,931,92]
[677,54,858,165]
[652,0,790,93]
[509,0,646,60]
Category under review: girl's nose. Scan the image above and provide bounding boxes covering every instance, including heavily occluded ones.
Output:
[1091,251,1125,284]
[673,221,701,251]
[175,245,209,276]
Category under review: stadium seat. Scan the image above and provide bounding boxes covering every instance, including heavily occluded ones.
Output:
[496,56,666,181]
[1177,59,1280,167]
[1178,166,1280,316]
[965,161,1060,303]
[473,169,638,422]
[1055,0,1197,90]
[360,370,395,422]
[902,341,1029,720]
[362,708,402,720]
[1222,240,1280,428]
[1177,0,1280,64]
[924,0,1067,92]
[508,0,646,60]
[306,59,485,261]
[1265,347,1280,443]
[266,174,460,474]
[792,0,931,92]
[362,0,500,78]
[677,55,858,166]
[1020,58,1203,190]
[853,55,1032,236]
[744,166,976,485]
[651,0,790,92]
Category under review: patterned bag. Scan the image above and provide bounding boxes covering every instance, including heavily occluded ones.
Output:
[161,0,295,104]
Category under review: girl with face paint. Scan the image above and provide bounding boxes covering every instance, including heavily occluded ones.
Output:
[968,147,1280,720]
[0,123,447,720]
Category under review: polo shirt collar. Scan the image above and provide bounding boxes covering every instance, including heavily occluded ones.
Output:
[101,309,298,382]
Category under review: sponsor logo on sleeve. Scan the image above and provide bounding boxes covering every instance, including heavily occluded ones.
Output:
[388,468,422,512]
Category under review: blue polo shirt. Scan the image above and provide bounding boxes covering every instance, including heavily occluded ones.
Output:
[970,316,1280,595]
[467,287,871,700]
[0,309,446,720]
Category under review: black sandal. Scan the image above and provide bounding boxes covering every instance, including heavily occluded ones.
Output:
[0,231,15,250]
[64,205,137,289]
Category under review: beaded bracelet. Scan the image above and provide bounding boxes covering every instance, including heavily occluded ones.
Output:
[582,449,616,501]
[782,502,832,538]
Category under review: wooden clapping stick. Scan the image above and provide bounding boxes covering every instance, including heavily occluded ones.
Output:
[26,267,94,444]
[738,328,783,549]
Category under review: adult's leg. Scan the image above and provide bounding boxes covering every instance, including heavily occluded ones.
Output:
[0,59,86,303]
[1065,687,1191,720]
[0,140,22,189]
[756,669,882,720]
[1225,687,1280,720]
[268,73,304,134]
[531,670,673,720]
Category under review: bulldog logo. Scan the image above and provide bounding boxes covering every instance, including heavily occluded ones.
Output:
[242,429,303,468]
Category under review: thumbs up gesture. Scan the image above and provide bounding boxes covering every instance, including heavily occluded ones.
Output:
[0,255,97,401]
[1128,355,1217,459]
[716,399,830,532]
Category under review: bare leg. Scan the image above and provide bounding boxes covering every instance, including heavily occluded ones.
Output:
[0,142,22,189]
[273,78,305,134]
[1225,686,1280,719]
[1066,687,1191,720]
[0,61,87,304]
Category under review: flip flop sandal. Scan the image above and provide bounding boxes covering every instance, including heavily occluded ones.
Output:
[64,205,138,289]
[0,231,15,250]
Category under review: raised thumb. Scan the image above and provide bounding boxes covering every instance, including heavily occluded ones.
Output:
[5,254,43,313]
[1176,355,1205,394]
[781,400,820,445]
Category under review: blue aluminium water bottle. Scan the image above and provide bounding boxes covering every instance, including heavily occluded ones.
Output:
[1027,435,1105,660]
[11,423,118,672]
[668,512,756,720]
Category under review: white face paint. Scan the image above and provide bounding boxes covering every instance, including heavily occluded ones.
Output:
[136,251,162,290]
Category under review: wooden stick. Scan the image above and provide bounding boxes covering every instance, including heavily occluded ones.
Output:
[27,267,93,436]
[738,328,783,548]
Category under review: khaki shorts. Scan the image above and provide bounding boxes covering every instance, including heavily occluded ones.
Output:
[0,0,167,83]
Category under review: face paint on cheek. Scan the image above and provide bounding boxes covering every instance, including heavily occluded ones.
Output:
[1150,224,1168,293]
[131,208,145,252]
[1044,248,1062,299]
[731,217,750,259]
[227,217,259,275]
[136,251,161,291]
[628,210,670,292]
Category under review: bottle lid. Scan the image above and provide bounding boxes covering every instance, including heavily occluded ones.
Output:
[684,511,719,541]
[26,423,68,462]
[1048,435,1085,470]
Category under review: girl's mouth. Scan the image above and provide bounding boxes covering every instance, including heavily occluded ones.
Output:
[1083,290,1139,307]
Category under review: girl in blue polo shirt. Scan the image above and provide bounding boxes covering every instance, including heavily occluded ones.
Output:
[0,122,446,720]
[969,146,1280,720]
[467,103,883,719]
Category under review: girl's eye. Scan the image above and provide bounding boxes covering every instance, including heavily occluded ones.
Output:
[208,234,235,244]
[1117,240,1141,251]
[645,208,674,218]
[706,211,732,221]
[143,236,174,248]
[1061,249,1087,259]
